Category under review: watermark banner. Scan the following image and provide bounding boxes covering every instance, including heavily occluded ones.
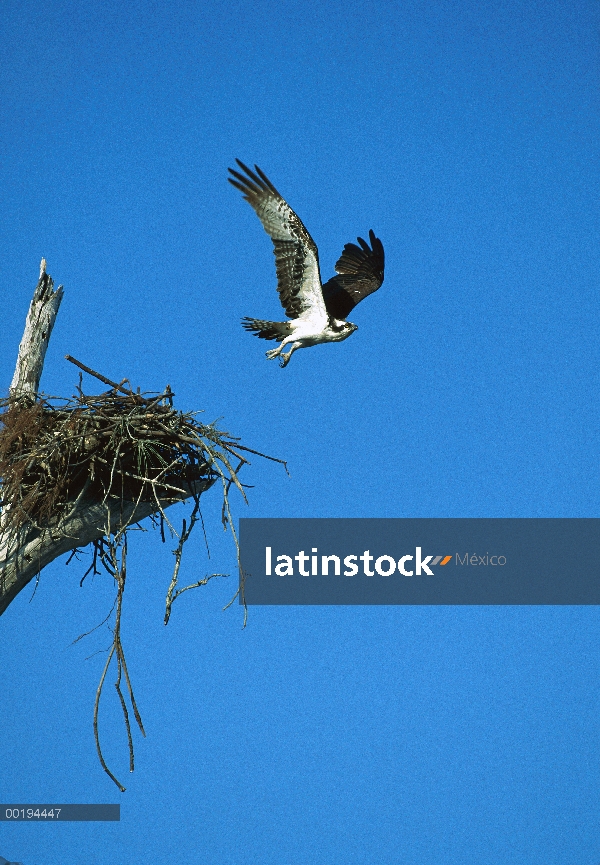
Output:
[0,805,119,821]
[239,518,600,605]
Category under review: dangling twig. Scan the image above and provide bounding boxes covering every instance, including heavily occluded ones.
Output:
[92,522,145,791]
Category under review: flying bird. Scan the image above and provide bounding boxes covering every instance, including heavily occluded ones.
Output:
[228,160,385,367]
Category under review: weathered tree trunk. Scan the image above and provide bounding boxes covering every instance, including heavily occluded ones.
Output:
[10,259,64,399]
[0,481,213,617]
[0,262,211,616]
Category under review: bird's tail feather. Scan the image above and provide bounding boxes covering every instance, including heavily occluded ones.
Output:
[241,318,292,341]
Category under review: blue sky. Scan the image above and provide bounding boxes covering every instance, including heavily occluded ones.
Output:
[1,0,599,862]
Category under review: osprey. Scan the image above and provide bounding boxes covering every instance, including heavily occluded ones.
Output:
[228,160,385,367]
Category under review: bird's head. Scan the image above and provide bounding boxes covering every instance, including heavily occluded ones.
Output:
[328,318,358,341]
[336,321,358,342]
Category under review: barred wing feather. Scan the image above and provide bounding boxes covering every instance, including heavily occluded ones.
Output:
[228,160,326,322]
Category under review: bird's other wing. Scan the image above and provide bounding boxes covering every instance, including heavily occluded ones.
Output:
[228,160,327,322]
[321,230,385,320]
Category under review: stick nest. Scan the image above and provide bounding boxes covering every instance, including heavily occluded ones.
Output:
[0,381,253,536]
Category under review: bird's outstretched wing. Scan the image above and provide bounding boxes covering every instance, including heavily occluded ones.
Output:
[321,230,385,320]
[228,160,326,322]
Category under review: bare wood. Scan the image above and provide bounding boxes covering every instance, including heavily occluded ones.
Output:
[10,259,64,398]
[65,355,153,404]
[0,478,214,617]
[65,355,127,392]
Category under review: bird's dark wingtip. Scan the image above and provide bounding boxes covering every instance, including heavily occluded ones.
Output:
[368,230,384,258]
